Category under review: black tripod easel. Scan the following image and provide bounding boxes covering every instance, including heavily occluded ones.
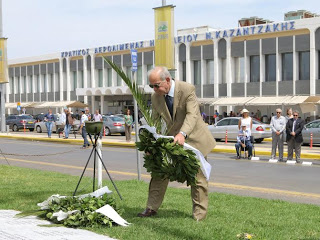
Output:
[73,126,123,200]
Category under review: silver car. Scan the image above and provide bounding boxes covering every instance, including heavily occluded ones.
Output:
[208,117,272,143]
[103,115,125,136]
[302,119,320,145]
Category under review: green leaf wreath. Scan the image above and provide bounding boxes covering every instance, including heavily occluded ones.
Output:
[103,57,200,186]
[41,194,123,228]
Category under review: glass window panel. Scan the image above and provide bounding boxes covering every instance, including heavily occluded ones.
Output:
[221,59,227,83]
[282,53,293,81]
[137,66,142,85]
[42,74,46,92]
[265,54,276,82]
[147,64,153,72]
[47,74,51,92]
[55,73,60,91]
[10,77,14,94]
[108,69,112,87]
[117,70,122,86]
[193,61,201,85]
[182,61,186,82]
[98,69,103,87]
[250,55,260,82]
[234,57,245,83]
[206,60,214,84]
[37,75,40,93]
[17,77,20,94]
[299,51,310,80]
[22,76,26,93]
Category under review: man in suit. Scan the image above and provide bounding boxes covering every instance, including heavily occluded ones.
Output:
[286,110,305,163]
[137,66,216,221]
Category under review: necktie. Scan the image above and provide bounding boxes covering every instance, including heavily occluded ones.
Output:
[165,95,173,118]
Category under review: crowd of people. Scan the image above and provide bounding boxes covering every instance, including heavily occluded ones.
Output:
[233,107,305,163]
[42,107,135,147]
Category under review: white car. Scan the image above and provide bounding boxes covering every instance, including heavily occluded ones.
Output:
[208,117,272,143]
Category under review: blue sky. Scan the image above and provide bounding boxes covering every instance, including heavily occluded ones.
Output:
[3,0,320,59]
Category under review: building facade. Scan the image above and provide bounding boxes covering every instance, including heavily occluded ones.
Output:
[5,15,320,117]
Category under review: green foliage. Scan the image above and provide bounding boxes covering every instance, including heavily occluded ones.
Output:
[136,129,200,186]
[43,194,123,228]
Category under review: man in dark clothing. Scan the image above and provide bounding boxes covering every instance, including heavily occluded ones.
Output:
[286,110,304,163]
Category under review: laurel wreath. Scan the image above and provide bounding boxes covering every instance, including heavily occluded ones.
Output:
[43,194,122,228]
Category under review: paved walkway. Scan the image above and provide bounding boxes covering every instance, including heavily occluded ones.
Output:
[0,131,319,160]
[0,210,115,240]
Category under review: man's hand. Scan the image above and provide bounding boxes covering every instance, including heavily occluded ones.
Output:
[241,143,245,148]
[291,132,296,136]
[174,132,185,145]
[276,131,280,135]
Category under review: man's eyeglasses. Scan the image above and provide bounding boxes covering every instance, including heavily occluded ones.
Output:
[149,82,161,89]
[276,112,281,114]
[293,114,298,116]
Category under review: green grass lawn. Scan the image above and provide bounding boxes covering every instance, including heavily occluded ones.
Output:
[0,165,319,240]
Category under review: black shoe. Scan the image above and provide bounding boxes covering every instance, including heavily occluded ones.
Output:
[248,156,252,160]
[296,160,301,164]
[236,156,240,159]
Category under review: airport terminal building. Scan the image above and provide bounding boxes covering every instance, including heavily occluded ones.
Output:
[5,10,320,119]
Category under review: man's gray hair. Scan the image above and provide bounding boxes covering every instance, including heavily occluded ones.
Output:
[293,110,299,115]
[147,66,172,81]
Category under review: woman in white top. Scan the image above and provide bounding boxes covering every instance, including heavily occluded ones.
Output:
[238,108,253,130]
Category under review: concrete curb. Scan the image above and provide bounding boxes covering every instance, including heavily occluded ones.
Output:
[0,134,318,160]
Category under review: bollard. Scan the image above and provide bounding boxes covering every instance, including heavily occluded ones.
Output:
[103,126,106,137]
[310,133,313,149]
[23,120,26,133]
[225,130,228,144]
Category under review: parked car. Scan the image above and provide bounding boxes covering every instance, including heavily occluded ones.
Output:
[33,113,46,122]
[35,114,80,133]
[207,117,272,143]
[6,114,36,132]
[302,119,320,145]
[103,115,125,136]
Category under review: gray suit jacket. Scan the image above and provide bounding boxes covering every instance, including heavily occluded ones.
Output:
[151,80,216,156]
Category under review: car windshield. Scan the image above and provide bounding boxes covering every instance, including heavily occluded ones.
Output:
[109,117,124,122]
[253,119,263,124]
[17,115,33,119]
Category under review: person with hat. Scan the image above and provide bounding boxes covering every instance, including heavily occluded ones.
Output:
[235,124,252,159]
[79,109,90,149]
[238,108,252,131]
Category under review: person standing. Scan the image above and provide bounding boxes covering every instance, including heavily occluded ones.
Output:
[270,108,286,162]
[235,124,252,159]
[238,109,252,130]
[137,66,216,221]
[79,109,90,149]
[285,108,293,122]
[286,110,305,163]
[64,109,73,139]
[93,109,103,138]
[214,110,219,124]
[256,109,261,121]
[44,109,55,138]
[124,109,133,142]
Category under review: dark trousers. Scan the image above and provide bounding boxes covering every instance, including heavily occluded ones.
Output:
[235,141,252,157]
